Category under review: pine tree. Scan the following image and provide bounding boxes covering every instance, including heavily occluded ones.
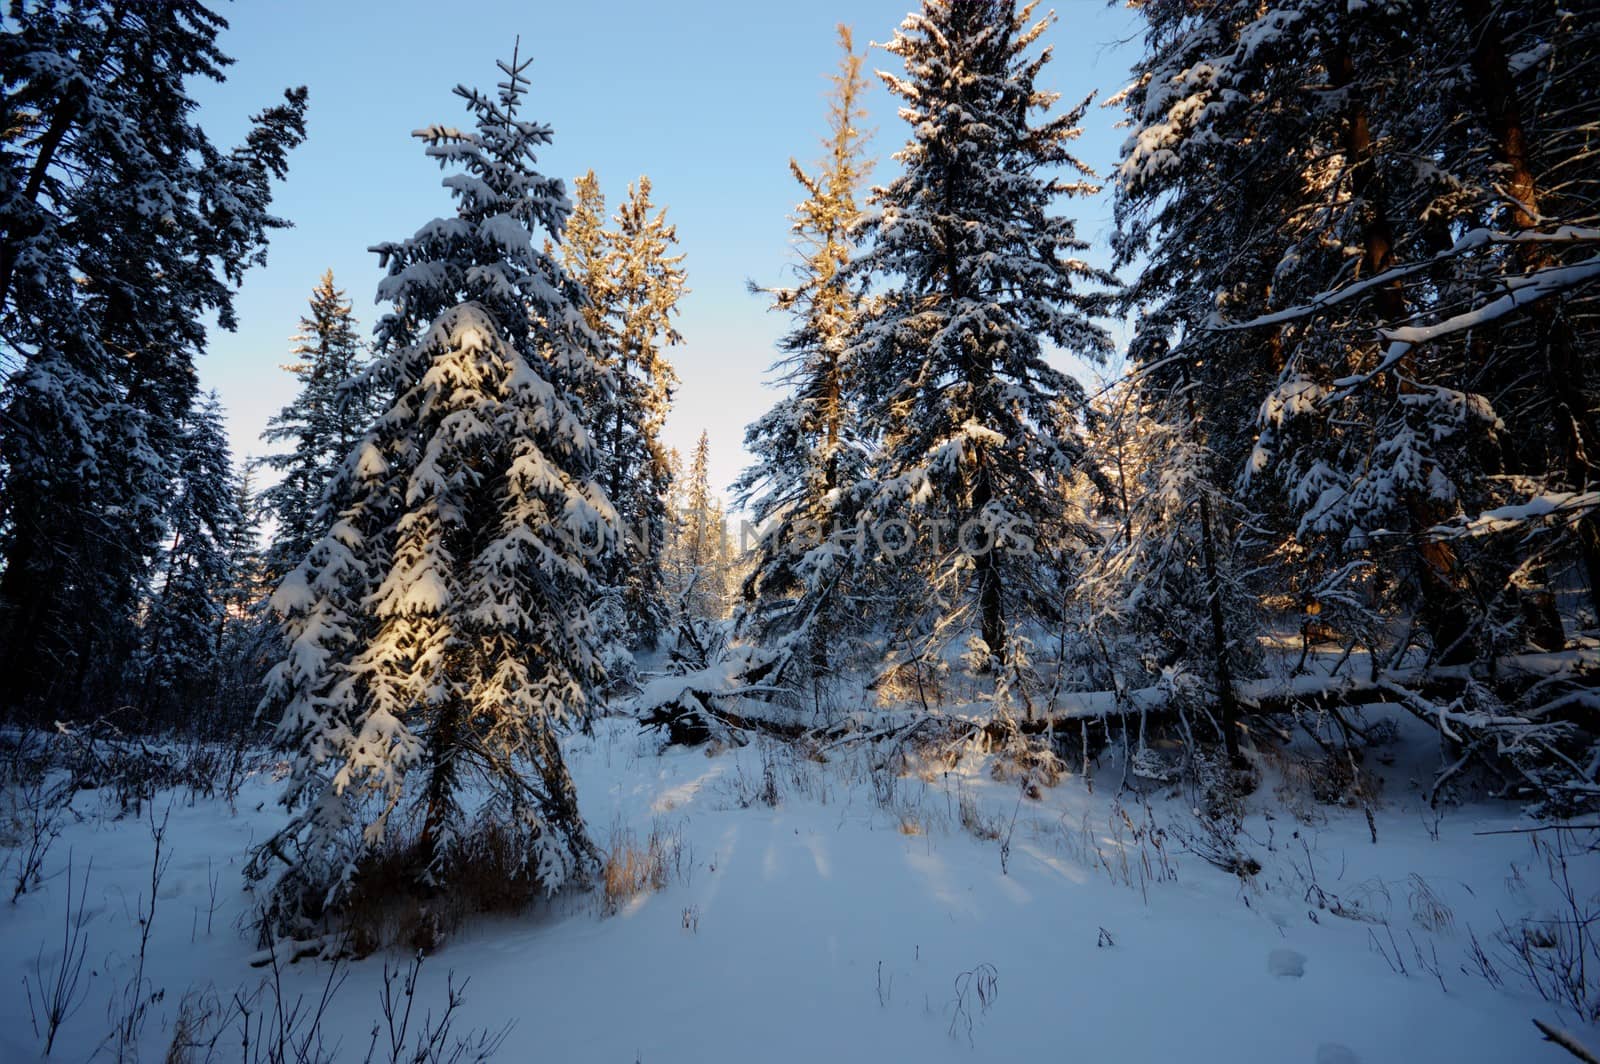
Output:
[848,0,1112,665]
[1126,0,1472,665]
[735,26,873,669]
[557,170,614,360]
[1113,0,1600,804]
[259,270,371,586]
[554,172,635,687]
[213,463,280,730]
[0,2,307,720]
[659,445,688,605]
[133,393,245,726]
[606,176,687,650]
[225,465,270,621]
[560,172,688,652]
[251,45,613,926]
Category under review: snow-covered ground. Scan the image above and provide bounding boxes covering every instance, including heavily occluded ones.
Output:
[2,714,1596,1063]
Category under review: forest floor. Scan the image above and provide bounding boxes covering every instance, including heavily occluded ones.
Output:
[1,706,1597,1063]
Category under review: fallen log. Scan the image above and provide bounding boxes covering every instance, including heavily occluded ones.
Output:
[998,648,1600,731]
[633,649,1598,741]
[631,648,1599,803]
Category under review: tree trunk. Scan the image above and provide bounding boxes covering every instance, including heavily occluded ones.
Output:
[1458,0,1600,619]
[1333,36,1477,663]
[418,699,463,882]
[972,456,1006,661]
[1182,361,1243,766]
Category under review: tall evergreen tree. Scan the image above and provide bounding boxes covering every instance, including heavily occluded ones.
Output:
[555,172,635,686]
[214,462,280,730]
[259,270,371,586]
[1071,370,1261,765]
[0,1,306,720]
[735,25,873,668]
[1114,0,1600,803]
[560,172,687,652]
[132,393,245,725]
[606,176,686,650]
[251,46,613,926]
[225,464,268,620]
[849,0,1112,664]
[1122,3,1467,750]
[557,170,614,361]
[1115,0,1600,668]
[673,430,729,624]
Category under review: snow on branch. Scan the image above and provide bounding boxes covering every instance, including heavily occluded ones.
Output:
[1428,491,1600,541]
[1382,254,1600,348]
[1208,228,1600,335]
[1323,253,1600,399]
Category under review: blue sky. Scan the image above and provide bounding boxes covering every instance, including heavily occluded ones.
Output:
[192,0,1142,505]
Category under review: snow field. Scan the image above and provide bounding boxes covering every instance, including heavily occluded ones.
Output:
[1,715,1595,1062]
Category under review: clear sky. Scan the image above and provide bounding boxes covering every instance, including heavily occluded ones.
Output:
[191,0,1143,507]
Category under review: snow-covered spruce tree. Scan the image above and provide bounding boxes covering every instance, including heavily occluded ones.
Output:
[250,46,614,930]
[1072,369,1262,767]
[224,465,269,620]
[848,0,1112,668]
[1107,2,1359,770]
[213,463,279,730]
[259,270,372,587]
[0,1,306,721]
[734,25,873,680]
[552,171,635,689]
[131,393,246,726]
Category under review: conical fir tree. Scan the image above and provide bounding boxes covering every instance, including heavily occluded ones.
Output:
[554,172,636,684]
[558,171,687,662]
[259,269,371,586]
[851,0,1111,662]
[252,44,614,927]
[557,171,614,359]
